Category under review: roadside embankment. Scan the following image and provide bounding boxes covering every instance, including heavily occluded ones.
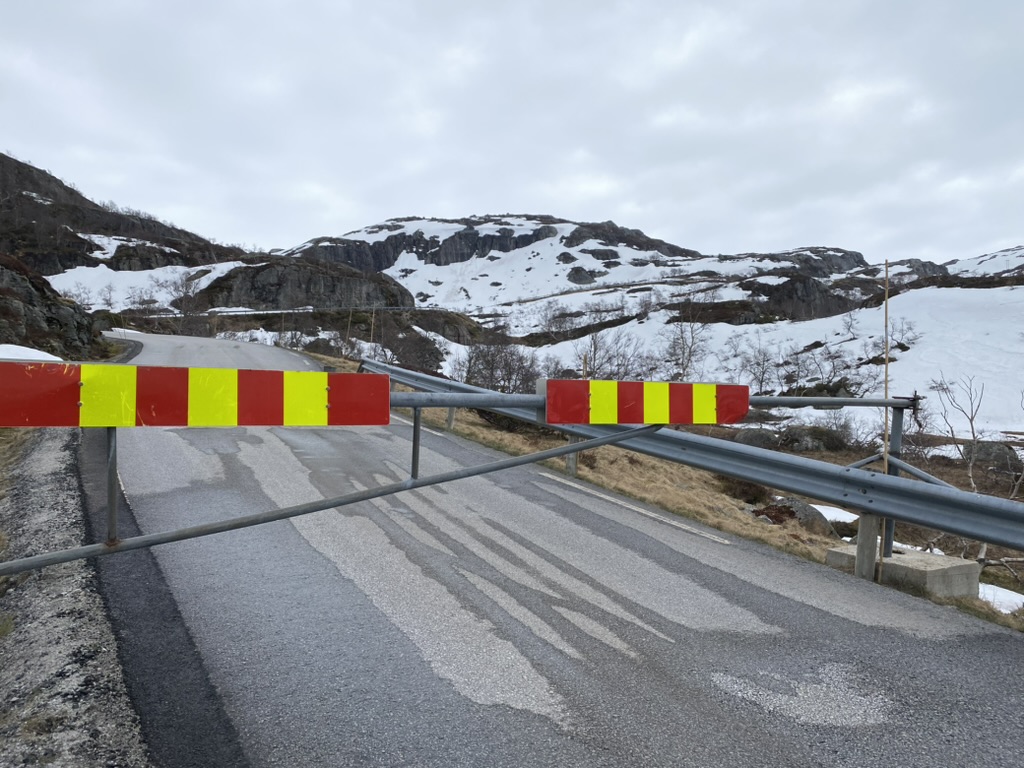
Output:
[0,429,152,767]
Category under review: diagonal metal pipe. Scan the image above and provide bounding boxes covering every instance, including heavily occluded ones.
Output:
[360,359,1024,551]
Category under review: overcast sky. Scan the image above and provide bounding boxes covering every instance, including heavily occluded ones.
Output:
[3,1,1021,264]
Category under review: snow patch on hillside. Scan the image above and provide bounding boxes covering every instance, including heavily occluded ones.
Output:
[79,233,180,260]
[46,261,249,312]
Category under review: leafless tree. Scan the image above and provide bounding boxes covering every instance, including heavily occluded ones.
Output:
[60,281,94,308]
[658,288,718,381]
[930,374,985,493]
[721,331,776,394]
[150,271,209,334]
[571,328,658,380]
[536,300,579,340]
[930,374,989,559]
[451,343,539,394]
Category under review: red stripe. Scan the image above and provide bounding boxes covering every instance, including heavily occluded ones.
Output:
[0,362,81,427]
[135,366,188,426]
[617,381,645,424]
[545,380,591,424]
[237,369,284,425]
[327,373,390,425]
[669,383,694,424]
[716,385,750,424]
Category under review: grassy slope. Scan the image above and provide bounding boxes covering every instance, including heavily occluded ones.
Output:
[0,430,29,638]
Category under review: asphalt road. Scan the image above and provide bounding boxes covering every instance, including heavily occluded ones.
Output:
[96,331,1024,767]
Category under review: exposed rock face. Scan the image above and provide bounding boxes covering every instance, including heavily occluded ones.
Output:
[297,222,563,273]
[201,259,414,311]
[562,220,701,260]
[0,255,96,358]
[0,152,246,277]
[725,247,867,278]
[758,276,859,321]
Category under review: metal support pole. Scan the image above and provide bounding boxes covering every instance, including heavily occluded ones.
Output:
[446,407,456,431]
[411,408,422,479]
[566,437,580,477]
[106,427,119,545]
[882,407,905,558]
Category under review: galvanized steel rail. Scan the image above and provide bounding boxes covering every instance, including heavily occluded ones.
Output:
[362,360,1024,552]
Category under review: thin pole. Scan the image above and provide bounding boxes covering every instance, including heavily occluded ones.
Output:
[106,427,119,545]
[878,260,891,580]
[411,408,422,479]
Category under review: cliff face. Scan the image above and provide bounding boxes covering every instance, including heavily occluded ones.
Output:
[293,225,564,273]
[201,260,414,311]
[0,255,96,358]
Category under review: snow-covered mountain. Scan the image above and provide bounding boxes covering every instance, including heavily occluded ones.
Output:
[3,151,1021,439]
[273,216,1023,437]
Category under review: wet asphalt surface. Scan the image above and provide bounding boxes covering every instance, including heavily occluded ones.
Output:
[83,333,1024,767]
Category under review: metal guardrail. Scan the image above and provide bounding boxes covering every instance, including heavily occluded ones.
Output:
[361,360,1024,553]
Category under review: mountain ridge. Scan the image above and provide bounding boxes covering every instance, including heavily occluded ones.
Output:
[3,152,1024,438]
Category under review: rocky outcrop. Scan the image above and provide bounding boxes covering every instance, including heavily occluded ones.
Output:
[1,152,245,276]
[758,276,859,321]
[562,220,701,260]
[295,222,562,273]
[0,255,97,359]
[200,259,414,311]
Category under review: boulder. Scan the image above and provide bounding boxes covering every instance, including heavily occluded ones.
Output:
[965,441,1023,473]
[733,429,779,450]
[754,497,837,538]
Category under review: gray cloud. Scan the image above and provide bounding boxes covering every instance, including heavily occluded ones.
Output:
[2,0,1021,263]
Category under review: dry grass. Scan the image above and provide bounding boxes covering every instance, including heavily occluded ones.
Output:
[933,595,1024,633]
[0,428,30,639]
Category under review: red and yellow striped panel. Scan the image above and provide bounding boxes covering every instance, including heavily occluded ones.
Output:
[0,362,391,427]
[545,379,749,425]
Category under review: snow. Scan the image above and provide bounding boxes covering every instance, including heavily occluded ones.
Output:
[21,190,52,205]
[79,233,179,261]
[979,583,1024,614]
[0,344,63,362]
[46,261,250,312]
[815,505,859,524]
[946,245,1024,278]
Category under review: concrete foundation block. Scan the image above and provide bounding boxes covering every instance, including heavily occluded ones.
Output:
[826,544,981,599]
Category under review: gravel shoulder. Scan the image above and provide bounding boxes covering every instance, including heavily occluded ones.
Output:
[0,429,152,767]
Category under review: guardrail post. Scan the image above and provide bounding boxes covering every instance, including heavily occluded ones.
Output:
[882,407,905,557]
[566,438,580,477]
[106,427,119,545]
[855,514,880,580]
[446,407,456,431]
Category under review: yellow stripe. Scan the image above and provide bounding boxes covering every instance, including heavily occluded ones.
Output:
[80,365,137,427]
[643,381,670,424]
[283,371,328,426]
[692,383,717,424]
[589,380,619,424]
[188,368,238,426]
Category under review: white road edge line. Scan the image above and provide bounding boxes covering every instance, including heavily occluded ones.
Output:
[539,472,731,545]
[390,413,445,438]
